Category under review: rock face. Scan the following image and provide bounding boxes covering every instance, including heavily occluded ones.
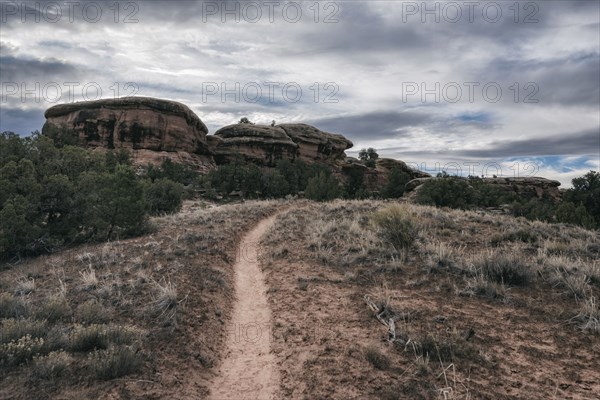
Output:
[211,123,353,167]
[277,124,353,164]
[211,124,298,166]
[42,97,214,172]
[342,157,430,192]
[405,176,562,201]
[482,177,562,201]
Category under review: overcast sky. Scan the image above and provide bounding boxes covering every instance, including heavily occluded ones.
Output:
[1,0,598,185]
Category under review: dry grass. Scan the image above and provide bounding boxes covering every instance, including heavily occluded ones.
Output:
[87,345,141,380]
[149,277,180,319]
[262,199,600,399]
[79,266,98,290]
[1,199,285,398]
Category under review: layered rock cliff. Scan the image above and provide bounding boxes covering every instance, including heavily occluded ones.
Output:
[211,122,353,167]
[42,97,563,201]
[405,176,562,202]
[211,124,299,166]
[42,97,215,172]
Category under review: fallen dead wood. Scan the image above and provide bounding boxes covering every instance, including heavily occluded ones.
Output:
[364,295,397,343]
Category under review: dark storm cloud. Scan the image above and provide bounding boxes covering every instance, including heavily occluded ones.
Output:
[0,106,46,134]
[455,129,600,158]
[477,52,600,107]
[0,54,80,82]
[309,111,434,140]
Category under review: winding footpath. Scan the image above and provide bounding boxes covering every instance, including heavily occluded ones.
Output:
[208,215,279,400]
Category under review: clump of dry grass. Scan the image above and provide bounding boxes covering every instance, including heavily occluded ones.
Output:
[14,277,36,295]
[0,292,29,319]
[363,345,391,370]
[544,256,591,300]
[87,345,141,380]
[489,228,537,246]
[69,324,138,352]
[32,350,71,381]
[372,204,420,255]
[461,273,509,300]
[35,294,72,323]
[0,334,45,366]
[149,278,180,320]
[75,299,109,324]
[576,296,599,334]
[468,250,533,287]
[79,266,99,290]
[425,241,458,271]
[0,318,47,344]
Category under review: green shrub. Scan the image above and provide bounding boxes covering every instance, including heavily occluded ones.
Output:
[415,177,475,209]
[382,167,411,198]
[305,172,342,201]
[0,132,155,259]
[35,295,72,323]
[555,201,595,228]
[563,171,599,228]
[145,178,184,215]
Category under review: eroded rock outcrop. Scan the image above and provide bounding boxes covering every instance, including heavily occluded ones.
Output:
[481,177,562,201]
[278,123,353,163]
[405,176,562,201]
[341,157,430,192]
[42,97,214,172]
[212,124,298,166]
[211,122,353,167]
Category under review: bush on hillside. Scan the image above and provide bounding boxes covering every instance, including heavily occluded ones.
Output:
[305,172,342,201]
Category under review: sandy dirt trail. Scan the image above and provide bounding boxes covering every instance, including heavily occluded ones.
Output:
[208,215,279,400]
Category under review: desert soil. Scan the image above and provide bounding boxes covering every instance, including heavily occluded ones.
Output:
[208,215,280,400]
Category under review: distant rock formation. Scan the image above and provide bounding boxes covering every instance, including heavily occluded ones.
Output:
[211,122,353,167]
[277,123,353,164]
[482,177,562,201]
[211,124,299,166]
[405,176,562,201]
[47,97,570,200]
[42,97,215,172]
[342,157,430,191]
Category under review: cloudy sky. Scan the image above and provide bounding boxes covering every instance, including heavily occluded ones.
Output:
[1,0,598,185]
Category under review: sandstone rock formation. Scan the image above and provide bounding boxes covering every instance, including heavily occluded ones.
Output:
[211,122,354,167]
[211,124,298,166]
[405,176,562,201]
[277,123,353,164]
[42,97,215,172]
[481,177,562,201]
[340,157,430,192]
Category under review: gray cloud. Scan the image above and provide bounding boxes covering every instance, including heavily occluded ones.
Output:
[0,0,598,185]
[308,111,432,140]
[0,106,46,134]
[454,129,600,158]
